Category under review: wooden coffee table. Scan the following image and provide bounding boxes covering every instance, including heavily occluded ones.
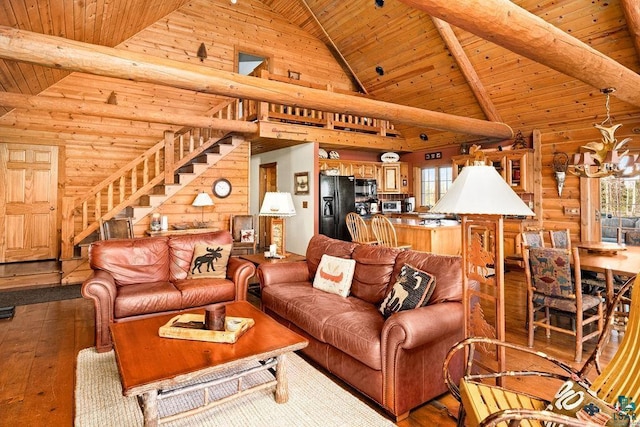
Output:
[110,301,308,427]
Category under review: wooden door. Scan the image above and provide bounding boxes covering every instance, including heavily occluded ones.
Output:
[259,162,277,248]
[0,144,59,262]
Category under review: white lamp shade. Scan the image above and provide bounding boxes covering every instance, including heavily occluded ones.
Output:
[430,165,535,216]
[259,192,296,217]
[192,192,214,207]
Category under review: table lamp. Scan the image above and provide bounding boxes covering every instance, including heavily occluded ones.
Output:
[259,192,296,256]
[430,150,534,375]
[192,191,214,228]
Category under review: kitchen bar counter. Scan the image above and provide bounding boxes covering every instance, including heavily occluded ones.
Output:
[365,215,462,255]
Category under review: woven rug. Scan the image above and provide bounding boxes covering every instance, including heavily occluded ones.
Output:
[75,348,395,427]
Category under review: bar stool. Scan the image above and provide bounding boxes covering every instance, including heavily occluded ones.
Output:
[370,214,411,250]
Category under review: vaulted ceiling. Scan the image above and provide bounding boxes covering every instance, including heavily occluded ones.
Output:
[0,0,639,152]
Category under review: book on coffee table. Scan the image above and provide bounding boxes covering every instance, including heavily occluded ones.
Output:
[158,314,254,344]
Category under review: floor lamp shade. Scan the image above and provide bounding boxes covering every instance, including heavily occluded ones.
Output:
[259,192,296,256]
[431,164,534,375]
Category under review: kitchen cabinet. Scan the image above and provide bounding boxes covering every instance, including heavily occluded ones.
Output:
[452,148,534,193]
[319,159,379,179]
[380,163,401,193]
[319,159,408,194]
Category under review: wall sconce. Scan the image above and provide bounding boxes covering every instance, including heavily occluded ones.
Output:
[552,152,569,196]
[197,43,207,62]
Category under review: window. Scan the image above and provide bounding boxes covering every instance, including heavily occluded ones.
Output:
[420,166,452,208]
[600,176,640,241]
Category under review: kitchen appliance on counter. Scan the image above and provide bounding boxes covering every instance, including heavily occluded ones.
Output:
[381,200,402,214]
[404,197,416,213]
[369,201,379,214]
[319,175,356,241]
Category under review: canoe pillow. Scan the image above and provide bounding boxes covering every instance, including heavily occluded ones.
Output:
[313,254,356,297]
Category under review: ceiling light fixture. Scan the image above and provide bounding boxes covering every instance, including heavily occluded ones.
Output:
[375,66,384,76]
[569,88,638,178]
[420,133,428,141]
[375,0,384,7]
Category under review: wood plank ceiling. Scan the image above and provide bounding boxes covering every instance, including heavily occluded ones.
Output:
[0,0,639,152]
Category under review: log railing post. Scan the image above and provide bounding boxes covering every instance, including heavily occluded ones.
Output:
[164,130,175,185]
[60,196,76,259]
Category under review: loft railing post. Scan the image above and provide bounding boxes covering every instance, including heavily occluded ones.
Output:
[164,130,175,185]
[60,196,76,259]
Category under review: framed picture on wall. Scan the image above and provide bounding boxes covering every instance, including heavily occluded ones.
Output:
[294,172,309,195]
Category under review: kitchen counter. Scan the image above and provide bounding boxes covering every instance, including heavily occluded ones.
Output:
[365,215,461,255]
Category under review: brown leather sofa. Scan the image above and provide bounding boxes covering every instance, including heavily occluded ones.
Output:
[257,234,465,421]
[82,231,255,352]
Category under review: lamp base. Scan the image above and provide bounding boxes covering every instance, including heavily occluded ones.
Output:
[269,218,286,256]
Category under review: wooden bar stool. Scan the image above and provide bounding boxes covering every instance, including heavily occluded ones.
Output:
[370,214,411,250]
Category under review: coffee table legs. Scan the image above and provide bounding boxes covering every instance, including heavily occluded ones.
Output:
[141,389,159,427]
[275,353,288,403]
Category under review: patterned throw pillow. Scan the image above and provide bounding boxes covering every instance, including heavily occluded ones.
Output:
[312,254,356,297]
[240,229,255,243]
[545,380,630,426]
[378,264,436,318]
[187,243,232,279]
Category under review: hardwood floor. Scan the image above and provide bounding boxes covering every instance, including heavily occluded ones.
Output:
[0,270,622,426]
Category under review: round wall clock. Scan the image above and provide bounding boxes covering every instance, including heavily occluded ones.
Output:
[212,178,232,198]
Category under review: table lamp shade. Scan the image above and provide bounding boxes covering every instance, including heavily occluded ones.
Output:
[192,192,214,207]
[259,192,296,217]
[430,165,534,216]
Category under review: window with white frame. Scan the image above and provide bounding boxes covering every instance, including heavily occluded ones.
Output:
[420,166,452,208]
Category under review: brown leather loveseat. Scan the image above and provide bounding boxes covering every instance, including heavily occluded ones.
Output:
[258,234,465,421]
[82,231,255,352]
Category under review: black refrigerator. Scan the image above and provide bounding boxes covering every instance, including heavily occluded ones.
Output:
[319,175,356,241]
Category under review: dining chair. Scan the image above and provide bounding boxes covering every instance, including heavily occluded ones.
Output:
[444,273,639,427]
[345,212,376,245]
[99,217,134,240]
[370,214,411,250]
[521,229,545,249]
[625,230,640,246]
[524,246,604,363]
[549,228,571,249]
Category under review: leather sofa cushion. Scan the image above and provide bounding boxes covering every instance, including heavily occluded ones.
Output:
[90,237,170,286]
[305,234,357,281]
[263,282,383,370]
[173,278,235,309]
[350,244,400,304]
[114,281,181,318]
[395,251,463,304]
[168,231,233,281]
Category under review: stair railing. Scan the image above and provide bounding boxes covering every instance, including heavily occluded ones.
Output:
[60,101,238,259]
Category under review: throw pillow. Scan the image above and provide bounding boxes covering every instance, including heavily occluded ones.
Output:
[187,243,232,279]
[240,229,255,243]
[312,254,356,297]
[544,380,630,426]
[378,263,436,318]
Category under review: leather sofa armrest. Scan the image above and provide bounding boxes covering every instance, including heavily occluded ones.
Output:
[81,270,117,352]
[381,302,464,351]
[257,261,310,289]
[227,257,256,302]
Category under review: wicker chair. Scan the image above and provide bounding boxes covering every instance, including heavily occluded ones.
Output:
[443,273,639,427]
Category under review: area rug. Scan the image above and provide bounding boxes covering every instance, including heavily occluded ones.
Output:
[0,284,82,307]
[75,347,395,427]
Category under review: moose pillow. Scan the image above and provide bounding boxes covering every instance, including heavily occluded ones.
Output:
[188,244,232,279]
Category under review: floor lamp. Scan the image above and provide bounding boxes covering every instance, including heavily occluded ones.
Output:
[430,157,534,375]
[259,192,296,256]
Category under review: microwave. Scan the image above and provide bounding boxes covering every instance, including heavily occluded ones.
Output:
[381,200,402,214]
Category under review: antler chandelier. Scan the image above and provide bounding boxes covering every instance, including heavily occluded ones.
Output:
[569,88,638,178]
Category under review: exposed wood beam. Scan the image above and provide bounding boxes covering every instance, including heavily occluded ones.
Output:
[431,17,502,122]
[400,0,640,107]
[0,26,513,140]
[299,0,368,94]
[0,92,258,133]
[621,0,640,62]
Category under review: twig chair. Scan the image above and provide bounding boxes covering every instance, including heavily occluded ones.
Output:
[443,273,639,426]
[345,212,376,244]
[370,214,411,250]
[549,228,571,250]
[521,230,545,248]
[524,246,604,363]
